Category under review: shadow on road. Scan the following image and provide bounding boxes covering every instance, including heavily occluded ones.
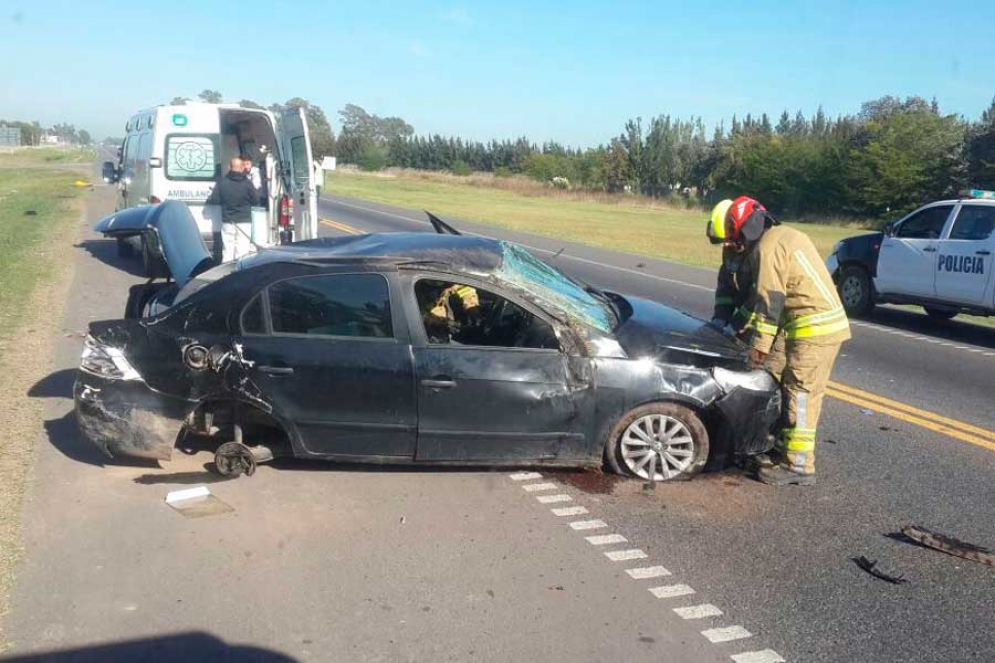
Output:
[863,306,995,350]
[76,238,145,277]
[0,631,298,662]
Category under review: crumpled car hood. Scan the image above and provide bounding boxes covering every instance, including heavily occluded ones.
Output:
[613,295,748,367]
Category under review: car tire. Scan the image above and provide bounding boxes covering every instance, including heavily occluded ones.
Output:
[116,238,135,258]
[605,402,709,482]
[838,265,874,317]
[924,306,957,320]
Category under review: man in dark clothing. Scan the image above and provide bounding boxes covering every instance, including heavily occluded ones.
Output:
[206,157,258,262]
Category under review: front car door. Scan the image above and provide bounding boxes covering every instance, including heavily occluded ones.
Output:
[278,108,318,241]
[875,204,954,297]
[403,273,595,462]
[237,269,417,458]
[934,204,995,306]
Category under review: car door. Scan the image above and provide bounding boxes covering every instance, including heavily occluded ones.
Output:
[875,204,954,297]
[278,107,318,242]
[405,274,594,462]
[934,204,995,306]
[237,270,418,458]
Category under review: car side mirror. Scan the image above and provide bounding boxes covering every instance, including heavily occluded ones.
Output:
[101,161,119,184]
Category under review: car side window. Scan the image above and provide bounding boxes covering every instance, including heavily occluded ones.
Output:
[949,206,995,241]
[896,205,953,239]
[268,274,392,338]
[415,279,559,350]
[241,294,266,334]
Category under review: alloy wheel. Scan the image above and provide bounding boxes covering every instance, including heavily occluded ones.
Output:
[620,414,695,481]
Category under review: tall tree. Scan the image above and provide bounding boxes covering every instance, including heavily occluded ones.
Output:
[170,97,189,105]
[239,99,265,109]
[198,89,223,103]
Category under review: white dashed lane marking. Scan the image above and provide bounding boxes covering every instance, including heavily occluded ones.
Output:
[673,604,723,620]
[569,519,607,531]
[649,584,696,599]
[625,566,671,580]
[522,482,558,492]
[551,506,588,516]
[536,494,572,504]
[509,472,543,481]
[605,549,648,562]
[731,650,787,663]
[585,533,627,546]
[702,625,753,644]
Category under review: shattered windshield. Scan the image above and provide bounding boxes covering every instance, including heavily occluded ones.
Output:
[497,242,616,332]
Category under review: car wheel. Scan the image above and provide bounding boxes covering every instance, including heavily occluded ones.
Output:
[141,237,167,278]
[116,238,135,258]
[605,402,708,481]
[924,306,957,320]
[838,265,874,317]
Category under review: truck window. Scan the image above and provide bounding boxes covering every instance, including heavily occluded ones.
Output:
[896,205,952,240]
[165,134,220,181]
[291,136,309,184]
[949,206,995,241]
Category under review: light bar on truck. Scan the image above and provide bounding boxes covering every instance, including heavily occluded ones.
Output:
[961,189,995,200]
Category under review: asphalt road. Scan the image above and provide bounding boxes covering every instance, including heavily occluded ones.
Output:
[315,193,995,662]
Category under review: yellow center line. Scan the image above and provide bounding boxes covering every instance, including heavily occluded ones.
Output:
[320,217,361,235]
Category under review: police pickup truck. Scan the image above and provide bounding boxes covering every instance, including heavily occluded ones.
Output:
[827,190,995,319]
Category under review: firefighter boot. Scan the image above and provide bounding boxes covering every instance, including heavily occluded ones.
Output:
[756,462,816,486]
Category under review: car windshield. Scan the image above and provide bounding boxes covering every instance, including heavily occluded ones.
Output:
[497,242,616,332]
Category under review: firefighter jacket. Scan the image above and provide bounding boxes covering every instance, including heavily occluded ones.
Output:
[745,226,851,354]
[713,246,758,333]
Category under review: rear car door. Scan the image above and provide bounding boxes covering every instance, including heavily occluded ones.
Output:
[237,270,417,458]
[279,108,318,242]
[875,204,954,297]
[405,274,594,462]
[934,204,995,306]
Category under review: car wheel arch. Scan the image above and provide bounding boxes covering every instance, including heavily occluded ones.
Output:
[182,398,300,455]
[603,399,710,481]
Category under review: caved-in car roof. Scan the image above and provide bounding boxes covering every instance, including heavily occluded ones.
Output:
[238,232,505,274]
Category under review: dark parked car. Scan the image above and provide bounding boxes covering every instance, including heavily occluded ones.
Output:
[76,202,779,481]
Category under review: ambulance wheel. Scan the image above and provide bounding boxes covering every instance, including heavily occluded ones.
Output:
[924,306,957,320]
[606,403,708,482]
[838,265,874,317]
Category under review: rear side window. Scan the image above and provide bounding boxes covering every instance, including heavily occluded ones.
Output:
[897,205,952,239]
[165,134,220,181]
[268,274,392,338]
[241,294,266,334]
[949,206,995,241]
[291,136,309,184]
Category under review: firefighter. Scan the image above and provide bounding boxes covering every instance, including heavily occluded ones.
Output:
[708,196,851,485]
[423,283,481,343]
[707,199,760,337]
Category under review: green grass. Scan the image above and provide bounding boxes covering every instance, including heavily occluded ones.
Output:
[0,152,86,339]
[327,170,858,268]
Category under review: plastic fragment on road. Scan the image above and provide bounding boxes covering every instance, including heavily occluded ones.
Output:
[165,485,233,519]
[853,555,906,584]
[901,525,995,568]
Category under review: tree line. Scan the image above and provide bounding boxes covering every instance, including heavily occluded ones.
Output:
[0,119,92,146]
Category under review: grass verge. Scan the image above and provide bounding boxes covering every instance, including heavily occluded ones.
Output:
[327,169,862,268]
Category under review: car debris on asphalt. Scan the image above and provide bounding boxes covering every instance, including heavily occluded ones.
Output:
[853,556,907,584]
[901,525,995,568]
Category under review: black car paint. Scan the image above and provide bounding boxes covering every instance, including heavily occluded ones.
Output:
[74,232,780,469]
[833,232,884,278]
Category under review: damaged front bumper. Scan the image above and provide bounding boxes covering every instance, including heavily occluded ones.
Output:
[709,369,781,457]
[74,372,189,461]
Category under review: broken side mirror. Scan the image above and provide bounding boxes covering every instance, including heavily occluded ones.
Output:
[102,161,119,184]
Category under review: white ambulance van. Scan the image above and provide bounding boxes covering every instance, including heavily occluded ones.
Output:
[102,103,317,273]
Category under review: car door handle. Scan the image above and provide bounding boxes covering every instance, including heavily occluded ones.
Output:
[258,366,294,376]
[977,250,992,256]
[421,378,456,389]
[922,247,937,252]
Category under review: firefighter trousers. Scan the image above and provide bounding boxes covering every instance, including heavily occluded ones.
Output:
[763,337,842,475]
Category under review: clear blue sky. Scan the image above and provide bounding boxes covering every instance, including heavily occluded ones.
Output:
[2,0,993,145]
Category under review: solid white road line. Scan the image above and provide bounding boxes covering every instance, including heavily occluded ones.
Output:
[701,626,752,644]
[509,472,543,481]
[523,482,558,492]
[551,506,588,516]
[585,534,627,546]
[625,566,671,580]
[569,519,607,531]
[673,604,723,620]
[604,549,648,562]
[731,650,786,663]
[536,494,572,504]
[649,584,695,599]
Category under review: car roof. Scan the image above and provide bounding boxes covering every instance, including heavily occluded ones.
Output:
[925,198,995,206]
[237,232,506,274]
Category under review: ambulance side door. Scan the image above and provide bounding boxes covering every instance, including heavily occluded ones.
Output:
[279,108,318,241]
[934,204,995,307]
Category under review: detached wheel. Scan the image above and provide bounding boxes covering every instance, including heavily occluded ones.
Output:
[214,441,256,477]
[924,306,957,320]
[606,403,708,481]
[838,265,874,317]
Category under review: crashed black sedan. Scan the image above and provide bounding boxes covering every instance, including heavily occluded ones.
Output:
[76,202,779,481]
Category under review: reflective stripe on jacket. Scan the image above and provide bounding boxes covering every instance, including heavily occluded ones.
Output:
[745,226,851,353]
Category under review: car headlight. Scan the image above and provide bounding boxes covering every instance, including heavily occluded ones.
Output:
[712,366,777,393]
[79,335,141,381]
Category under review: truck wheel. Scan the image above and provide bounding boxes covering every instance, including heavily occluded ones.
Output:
[605,403,708,482]
[838,265,874,317]
[924,306,957,320]
[116,238,135,258]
